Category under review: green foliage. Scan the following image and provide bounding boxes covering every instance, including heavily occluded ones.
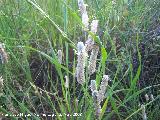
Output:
[0,0,160,120]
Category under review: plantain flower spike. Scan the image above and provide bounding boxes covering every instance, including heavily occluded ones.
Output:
[78,0,89,30]
[141,104,147,120]
[0,76,4,96]
[97,75,109,104]
[92,90,102,118]
[90,80,97,92]
[76,42,86,85]
[85,20,99,52]
[65,75,69,88]
[57,50,62,64]
[0,43,8,64]
[88,45,99,75]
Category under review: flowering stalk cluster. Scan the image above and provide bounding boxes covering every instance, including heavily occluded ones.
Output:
[76,1,100,84]
[90,75,109,118]
[86,20,99,75]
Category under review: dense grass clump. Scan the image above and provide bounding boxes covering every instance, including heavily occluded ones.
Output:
[0,0,160,120]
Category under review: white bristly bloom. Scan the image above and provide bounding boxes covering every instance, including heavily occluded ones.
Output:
[91,20,99,34]
[92,90,102,118]
[97,75,109,104]
[82,12,89,30]
[78,0,89,30]
[0,76,3,96]
[90,80,97,92]
[76,42,86,85]
[57,50,62,64]
[141,104,147,120]
[145,94,149,101]
[88,45,99,75]
[85,20,99,52]
[78,0,87,14]
[0,43,8,64]
[0,76,3,89]
[150,94,154,101]
[65,75,69,88]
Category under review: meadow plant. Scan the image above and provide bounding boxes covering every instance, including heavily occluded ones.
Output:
[88,45,99,75]
[141,104,147,120]
[0,43,8,64]
[78,0,89,30]
[145,94,149,101]
[90,75,109,118]
[57,49,62,64]
[85,20,99,52]
[76,42,86,85]
[90,80,97,92]
[0,76,3,94]
[65,75,69,88]
[97,75,109,104]
[0,0,159,119]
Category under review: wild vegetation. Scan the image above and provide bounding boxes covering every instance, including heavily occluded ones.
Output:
[0,0,160,120]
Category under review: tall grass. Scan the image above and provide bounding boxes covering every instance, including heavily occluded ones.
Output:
[0,0,160,120]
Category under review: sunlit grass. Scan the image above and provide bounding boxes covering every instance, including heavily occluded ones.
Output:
[0,0,160,120]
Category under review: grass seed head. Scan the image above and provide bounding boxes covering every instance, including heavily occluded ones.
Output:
[92,90,102,118]
[82,12,89,30]
[65,75,69,88]
[90,80,97,92]
[88,45,99,75]
[141,104,147,120]
[76,42,86,85]
[0,43,8,64]
[97,75,109,104]
[91,20,99,34]
[57,50,62,64]
[145,94,149,101]
[0,76,3,88]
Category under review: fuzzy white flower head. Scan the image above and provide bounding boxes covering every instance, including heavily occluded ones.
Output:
[103,75,109,81]
[90,80,97,92]
[0,76,3,88]
[78,0,88,14]
[57,50,62,64]
[65,75,69,88]
[91,20,99,33]
[82,12,89,30]
[77,42,85,53]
